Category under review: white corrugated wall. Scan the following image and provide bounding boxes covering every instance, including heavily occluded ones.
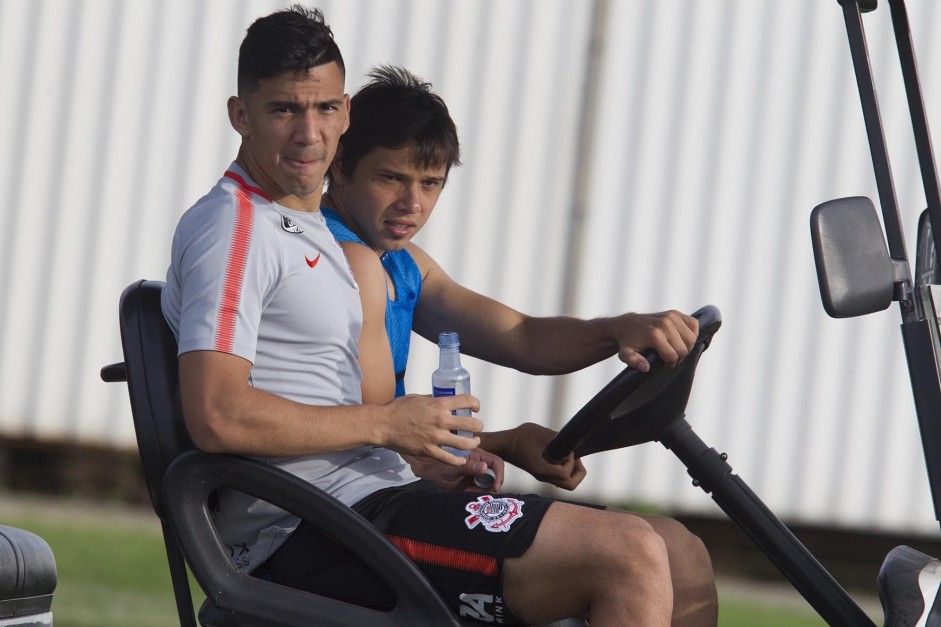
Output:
[1,0,939,535]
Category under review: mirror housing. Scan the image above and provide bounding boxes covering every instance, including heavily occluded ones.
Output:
[810,196,908,318]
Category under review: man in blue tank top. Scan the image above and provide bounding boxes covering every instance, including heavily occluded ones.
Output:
[323,66,701,488]
[322,66,717,625]
[322,205,418,397]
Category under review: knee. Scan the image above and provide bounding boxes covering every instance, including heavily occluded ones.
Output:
[682,530,711,571]
[646,516,712,569]
[647,518,718,623]
[598,515,672,580]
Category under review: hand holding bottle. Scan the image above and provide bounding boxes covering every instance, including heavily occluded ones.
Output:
[432,332,477,456]
[380,393,481,465]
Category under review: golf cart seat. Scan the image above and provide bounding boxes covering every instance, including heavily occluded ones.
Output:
[0,525,55,627]
[100,279,460,627]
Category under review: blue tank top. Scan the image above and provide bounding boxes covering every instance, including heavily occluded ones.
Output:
[323,208,421,397]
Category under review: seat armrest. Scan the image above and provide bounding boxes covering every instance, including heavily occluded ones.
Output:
[100,362,127,383]
[163,451,459,627]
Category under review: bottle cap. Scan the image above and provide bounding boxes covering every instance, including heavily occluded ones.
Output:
[474,469,496,489]
[438,331,460,349]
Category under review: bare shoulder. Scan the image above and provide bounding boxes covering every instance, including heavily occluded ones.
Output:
[405,241,443,279]
[339,241,384,275]
[338,241,389,302]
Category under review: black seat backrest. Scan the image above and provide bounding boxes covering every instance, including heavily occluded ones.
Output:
[118,279,193,518]
[114,279,202,627]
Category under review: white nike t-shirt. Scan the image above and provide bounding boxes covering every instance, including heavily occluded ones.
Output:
[162,163,417,571]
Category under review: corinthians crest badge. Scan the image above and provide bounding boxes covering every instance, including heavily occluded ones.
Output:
[464,495,524,532]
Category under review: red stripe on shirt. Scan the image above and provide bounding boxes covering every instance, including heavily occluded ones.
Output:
[214,182,255,353]
[387,534,499,577]
[224,170,272,201]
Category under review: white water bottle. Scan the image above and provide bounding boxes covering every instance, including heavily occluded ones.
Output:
[432,331,473,456]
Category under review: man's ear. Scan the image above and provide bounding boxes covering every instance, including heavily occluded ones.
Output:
[341,93,351,134]
[330,145,348,184]
[228,96,250,137]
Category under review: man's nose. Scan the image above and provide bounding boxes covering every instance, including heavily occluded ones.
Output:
[397,186,422,213]
[294,110,320,144]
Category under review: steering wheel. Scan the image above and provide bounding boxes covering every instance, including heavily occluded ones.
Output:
[543,306,722,463]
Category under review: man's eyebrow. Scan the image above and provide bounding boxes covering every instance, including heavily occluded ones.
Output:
[264,97,345,109]
[415,168,447,182]
[265,99,300,109]
[380,167,446,182]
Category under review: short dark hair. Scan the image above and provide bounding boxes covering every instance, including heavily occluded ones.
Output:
[330,65,461,185]
[237,5,345,96]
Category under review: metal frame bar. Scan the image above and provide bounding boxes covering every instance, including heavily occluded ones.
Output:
[838,0,941,527]
[888,0,941,267]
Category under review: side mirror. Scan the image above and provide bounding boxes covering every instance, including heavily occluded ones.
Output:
[915,210,940,285]
[914,210,940,321]
[810,196,907,318]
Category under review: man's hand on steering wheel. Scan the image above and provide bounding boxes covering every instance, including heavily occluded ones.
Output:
[507,422,587,491]
[614,310,699,372]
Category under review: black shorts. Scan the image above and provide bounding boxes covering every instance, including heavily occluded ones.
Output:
[255,480,598,624]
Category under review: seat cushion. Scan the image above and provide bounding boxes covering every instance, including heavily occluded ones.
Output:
[0,525,56,619]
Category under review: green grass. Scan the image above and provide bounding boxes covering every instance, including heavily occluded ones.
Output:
[2,498,833,626]
[719,599,826,627]
[3,501,202,627]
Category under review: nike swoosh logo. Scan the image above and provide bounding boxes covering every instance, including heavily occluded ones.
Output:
[305,253,321,268]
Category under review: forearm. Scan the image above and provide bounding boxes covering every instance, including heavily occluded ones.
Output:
[478,428,523,465]
[414,246,696,375]
[180,350,482,463]
[460,310,697,374]
[477,423,570,468]
[414,256,621,374]
[450,314,619,376]
[179,350,392,457]
[504,315,620,375]
[184,382,391,457]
